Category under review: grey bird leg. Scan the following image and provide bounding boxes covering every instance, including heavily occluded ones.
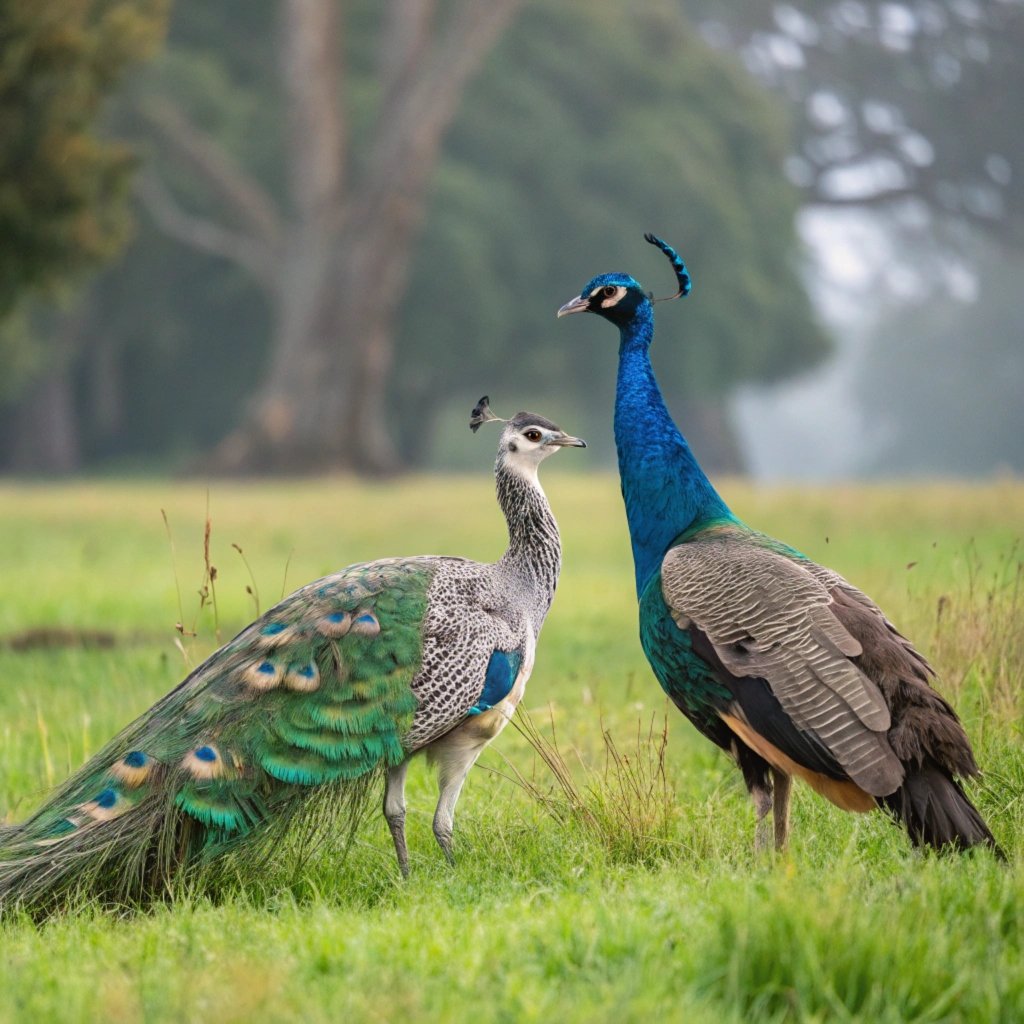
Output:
[384,760,410,878]
[771,768,792,851]
[427,729,489,866]
[751,781,774,853]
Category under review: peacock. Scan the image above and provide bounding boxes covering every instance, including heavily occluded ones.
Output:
[0,398,585,912]
[557,234,999,856]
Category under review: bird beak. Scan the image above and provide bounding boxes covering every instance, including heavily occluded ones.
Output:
[548,433,587,448]
[556,294,590,318]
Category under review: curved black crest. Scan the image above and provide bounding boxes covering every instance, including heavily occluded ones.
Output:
[644,233,692,302]
[469,395,503,433]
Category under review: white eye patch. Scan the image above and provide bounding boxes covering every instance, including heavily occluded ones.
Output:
[590,285,627,308]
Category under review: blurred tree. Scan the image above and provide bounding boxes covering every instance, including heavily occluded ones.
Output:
[136,0,521,473]
[0,0,168,318]
[3,0,825,474]
[856,245,1024,476]
[692,0,1024,245]
[0,0,167,470]
[390,1,824,466]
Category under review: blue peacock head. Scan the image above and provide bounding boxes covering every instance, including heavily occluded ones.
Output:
[557,233,691,329]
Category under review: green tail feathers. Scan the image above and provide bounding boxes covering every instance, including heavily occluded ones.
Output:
[0,561,431,914]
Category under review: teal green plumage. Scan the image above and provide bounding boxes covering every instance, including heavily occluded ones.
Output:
[638,572,729,726]
[0,560,431,909]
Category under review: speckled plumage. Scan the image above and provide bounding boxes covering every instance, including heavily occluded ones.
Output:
[405,457,561,748]
[0,407,584,911]
[559,234,998,856]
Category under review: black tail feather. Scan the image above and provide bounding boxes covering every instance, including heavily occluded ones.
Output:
[880,761,1003,858]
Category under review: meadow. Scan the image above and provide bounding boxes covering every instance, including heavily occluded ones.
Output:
[0,472,1022,1023]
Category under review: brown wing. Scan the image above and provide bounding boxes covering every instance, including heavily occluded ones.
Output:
[803,564,979,779]
[661,531,904,796]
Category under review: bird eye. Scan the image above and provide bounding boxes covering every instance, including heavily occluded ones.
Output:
[602,286,617,298]
[524,429,542,442]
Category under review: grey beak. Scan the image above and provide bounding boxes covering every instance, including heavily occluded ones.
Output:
[556,294,590,318]
[549,433,587,448]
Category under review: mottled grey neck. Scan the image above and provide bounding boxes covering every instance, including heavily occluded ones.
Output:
[494,458,561,621]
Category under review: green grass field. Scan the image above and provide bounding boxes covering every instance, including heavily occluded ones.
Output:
[1,473,1022,1023]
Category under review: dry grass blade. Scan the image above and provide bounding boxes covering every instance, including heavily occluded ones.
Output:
[499,706,678,865]
[199,493,221,644]
[160,509,196,660]
[232,542,261,617]
[495,705,597,829]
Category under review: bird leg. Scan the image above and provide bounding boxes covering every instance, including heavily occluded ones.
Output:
[383,760,410,878]
[771,768,792,852]
[433,760,476,866]
[426,728,488,867]
[751,780,774,854]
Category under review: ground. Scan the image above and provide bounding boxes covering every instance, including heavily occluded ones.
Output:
[0,473,1021,1023]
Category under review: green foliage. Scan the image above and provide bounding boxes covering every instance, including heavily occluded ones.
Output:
[0,476,1022,1019]
[0,0,168,319]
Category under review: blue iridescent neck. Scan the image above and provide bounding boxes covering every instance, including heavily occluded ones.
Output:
[614,300,734,596]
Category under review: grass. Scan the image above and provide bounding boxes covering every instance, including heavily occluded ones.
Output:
[0,472,1022,1022]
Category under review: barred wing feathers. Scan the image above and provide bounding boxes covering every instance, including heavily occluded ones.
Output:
[661,530,904,797]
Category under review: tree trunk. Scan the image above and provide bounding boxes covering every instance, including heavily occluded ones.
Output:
[396,381,442,468]
[7,363,80,474]
[213,227,346,472]
[178,0,523,475]
[2,300,97,475]
[86,330,124,446]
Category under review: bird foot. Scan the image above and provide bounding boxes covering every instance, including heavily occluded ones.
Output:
[435,831,456,867]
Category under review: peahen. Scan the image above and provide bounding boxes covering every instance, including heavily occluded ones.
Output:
[0,398,585,911]
[557,234,999,856]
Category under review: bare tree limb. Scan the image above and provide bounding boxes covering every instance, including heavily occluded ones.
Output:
[378,0,437,114]
[139,98,283,250]
[429,0,522,95]
[136,170,280,290]
[807,188,921,209]
[357,0,523,224]
[281,0,345,224]
[806,185,1017,244]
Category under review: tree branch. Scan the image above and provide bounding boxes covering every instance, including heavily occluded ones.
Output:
[136,170,280,290]
[358,0,523,222]
[378,0,437,115]
[806,183,1019,245]
[139,98,283,251]
[432,0,522,90]
[281,0,345,223]
[806,187,921,209]
[330,0,524,380]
